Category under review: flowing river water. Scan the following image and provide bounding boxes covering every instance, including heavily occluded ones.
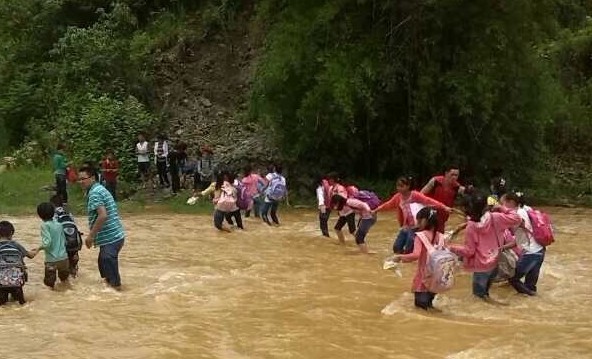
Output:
[0,207,590,358]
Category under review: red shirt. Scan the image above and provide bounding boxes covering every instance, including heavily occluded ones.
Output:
[101,159,119,182]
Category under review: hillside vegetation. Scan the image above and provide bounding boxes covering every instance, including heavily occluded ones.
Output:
[1,0,592,197]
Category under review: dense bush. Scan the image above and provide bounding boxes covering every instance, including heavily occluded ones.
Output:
[55,94,159,181]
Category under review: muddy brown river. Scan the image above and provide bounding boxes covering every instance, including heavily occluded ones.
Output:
[0,208,590,358]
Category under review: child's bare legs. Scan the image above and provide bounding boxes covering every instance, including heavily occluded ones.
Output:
[335,229,346,244]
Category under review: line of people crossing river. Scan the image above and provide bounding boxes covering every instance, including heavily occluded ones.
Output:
[1,163,553,313]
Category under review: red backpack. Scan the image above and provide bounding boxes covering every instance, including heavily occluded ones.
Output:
[526,208,554,246]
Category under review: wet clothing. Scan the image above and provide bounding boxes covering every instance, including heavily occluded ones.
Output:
[449,208,521,273]
[86,183,125,247]
[43,259,70,288]
[422,176,462,232]
[40,220,68,264]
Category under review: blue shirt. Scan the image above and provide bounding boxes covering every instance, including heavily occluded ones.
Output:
[86,183,125,246]
[40,220,68,263]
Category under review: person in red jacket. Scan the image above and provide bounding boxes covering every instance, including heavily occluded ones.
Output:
[374,176,455,254]
[420,165,470,232]
[100,149,119,201]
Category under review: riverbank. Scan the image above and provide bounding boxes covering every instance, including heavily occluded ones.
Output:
[1,165,591,216]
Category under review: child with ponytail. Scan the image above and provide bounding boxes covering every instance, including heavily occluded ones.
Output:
[392,207,444,310]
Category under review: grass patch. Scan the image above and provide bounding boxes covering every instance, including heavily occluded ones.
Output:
[0,166,215,216]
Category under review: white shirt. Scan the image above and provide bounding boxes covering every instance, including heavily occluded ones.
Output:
[136,141,149,163]
[516,206,544,254]
[316,185,325,207]
[154,141,169,159]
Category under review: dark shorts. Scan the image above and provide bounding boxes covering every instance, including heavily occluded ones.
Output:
[44,259,70,288]
[138,162,150,175]
[334,213,356,234]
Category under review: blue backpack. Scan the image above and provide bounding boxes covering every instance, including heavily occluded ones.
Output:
[267,174,287,201]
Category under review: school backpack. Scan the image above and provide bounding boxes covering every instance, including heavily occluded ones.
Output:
[526,208,555,246]
[267,174,287,201]
[416,232,456,293]
[354,190,381,210]
[56,211,83,252]
[0,242,25,288]
[215,186,237,212]
[235,181,250,210]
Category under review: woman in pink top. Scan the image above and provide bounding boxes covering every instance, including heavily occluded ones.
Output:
[241,165,266,218]
[330,194,376,254]
[448,191,521,300]
[392,207,445,310]
[374,177,455,254]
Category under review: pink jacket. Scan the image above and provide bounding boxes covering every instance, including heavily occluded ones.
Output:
[449,208,521,272]
[375,191,448,227]
[242,174,264,198]
[343,198,372,219]
[400,230,444,292]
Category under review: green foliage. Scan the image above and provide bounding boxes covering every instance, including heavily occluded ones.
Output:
[55,94,160,181]
[251,0,565,184]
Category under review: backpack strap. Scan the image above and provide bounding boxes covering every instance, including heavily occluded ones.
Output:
[416,232,436,254]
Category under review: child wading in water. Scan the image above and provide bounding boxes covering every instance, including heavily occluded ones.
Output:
[448,192,521,302]
[0,221,37,305]
[374,177,455,254]
[392,207,446,310]
[212,172,243,232]
[330,194,376,254]
[501,192,546,296]
[35,203,70,289]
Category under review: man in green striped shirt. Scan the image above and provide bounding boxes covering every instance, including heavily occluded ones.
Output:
[78,166,125,290]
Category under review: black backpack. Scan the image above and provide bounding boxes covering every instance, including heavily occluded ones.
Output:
[56,211,83,252]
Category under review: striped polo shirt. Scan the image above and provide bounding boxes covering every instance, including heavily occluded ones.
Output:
[86,183,125,246]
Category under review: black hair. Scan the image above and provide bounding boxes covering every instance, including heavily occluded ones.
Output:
[275,164,283,174]
[505,191,526,207]
[490,176,507,196]
[57,143,66,151]
[37,202,55,221]
[330,194,347,211]
[214,172,225,190]
[416,207,439,243]
[326,172,340,182]
[0,221,15,238]
[396,176,414,188]
[444,164,460,173]
[244,164,253,176]
[50,194,64,207]
[463,191,488,222]
[79,164,97,179]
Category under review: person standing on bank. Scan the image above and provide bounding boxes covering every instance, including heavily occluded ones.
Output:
[136,133,151,188]
[154,134,170,188]
[420,165,470,233]
[78,165,125,291]
[53,143,70,205]
[100,149,119,201]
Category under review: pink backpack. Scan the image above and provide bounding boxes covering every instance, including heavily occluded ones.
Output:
[526,208,554,246]
[417,232,456,293]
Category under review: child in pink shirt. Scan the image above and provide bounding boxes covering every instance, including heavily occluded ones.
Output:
[330,194,376,254]
[448,192,520,300]
[241,165,265,218]
[392,207,445,310]
[374,176,454,254]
